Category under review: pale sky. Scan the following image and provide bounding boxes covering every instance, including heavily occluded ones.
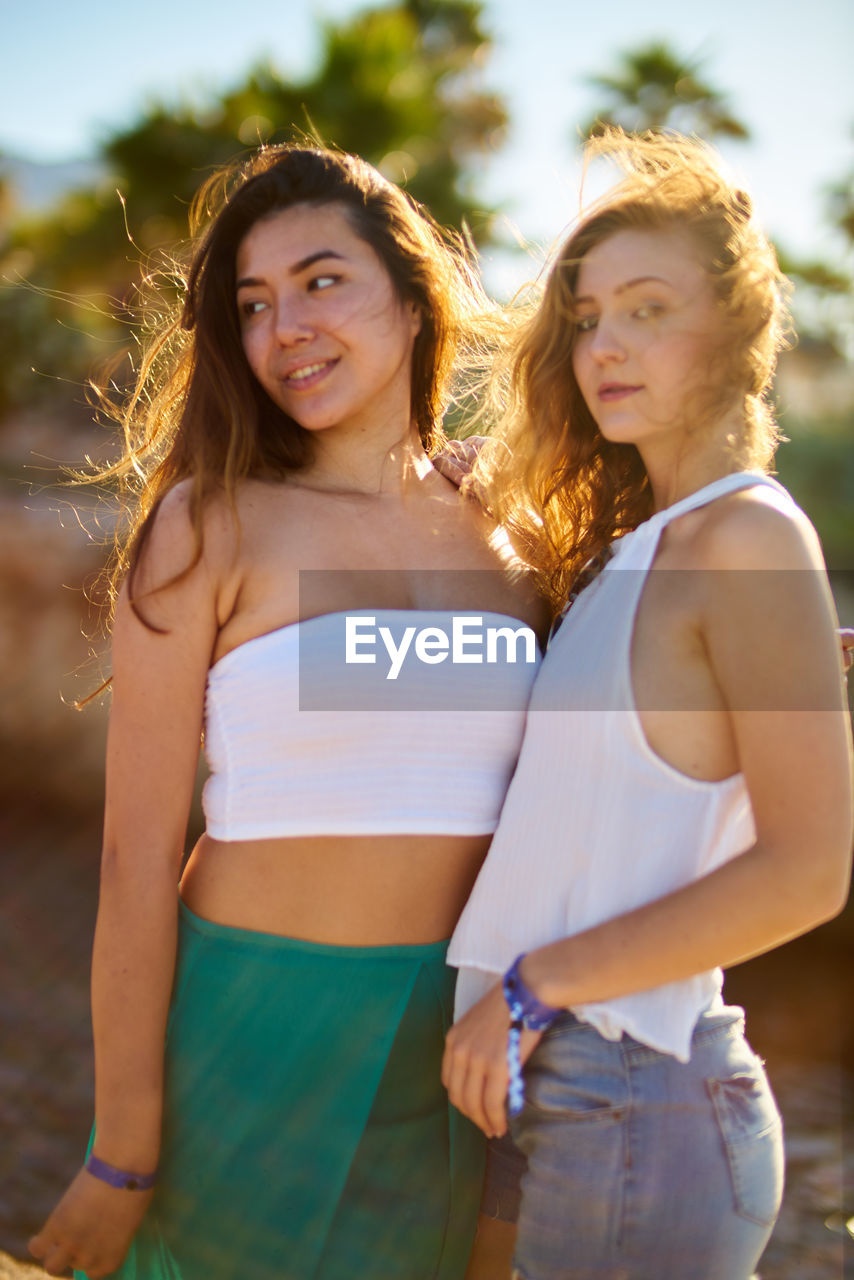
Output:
[2,0,852,295]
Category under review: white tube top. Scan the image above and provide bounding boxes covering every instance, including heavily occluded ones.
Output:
[202,609,541,840]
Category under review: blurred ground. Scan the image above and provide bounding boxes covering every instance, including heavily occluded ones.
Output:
[3,822,852,1275]
[0,1256,42,1279]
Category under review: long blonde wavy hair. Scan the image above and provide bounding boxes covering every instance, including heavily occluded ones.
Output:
[475,129,791,610]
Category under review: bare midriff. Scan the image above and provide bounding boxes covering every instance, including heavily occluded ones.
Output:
[179,831,492,946]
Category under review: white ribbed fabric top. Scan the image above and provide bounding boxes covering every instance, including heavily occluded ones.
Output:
[449,473,795,1061]
[202,609,541,840]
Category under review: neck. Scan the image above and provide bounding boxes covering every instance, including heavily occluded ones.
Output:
[300,422,432,495]
[639,410,750,512]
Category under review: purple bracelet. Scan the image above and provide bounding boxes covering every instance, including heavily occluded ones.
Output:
[85,1153,158,1191]
[502,953,562,1116]
[503,954,562,1030]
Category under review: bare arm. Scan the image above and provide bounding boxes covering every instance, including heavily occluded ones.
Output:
[445,498,853,1136]
[29,486,228,1277]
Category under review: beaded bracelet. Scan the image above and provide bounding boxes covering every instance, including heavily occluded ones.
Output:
[85,1153,158,1191]
[502,953,562,1116]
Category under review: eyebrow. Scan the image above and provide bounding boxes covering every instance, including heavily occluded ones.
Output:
[236,249,346,290]
[574,275,674,304]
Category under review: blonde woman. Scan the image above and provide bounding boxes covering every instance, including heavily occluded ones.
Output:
[444,133,853,1280]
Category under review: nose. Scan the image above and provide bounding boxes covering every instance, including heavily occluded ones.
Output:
[587,317,626,365]
[272,296,315,347]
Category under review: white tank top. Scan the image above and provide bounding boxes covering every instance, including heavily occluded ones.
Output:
[202,609,541,840]
[448,473,795,1061]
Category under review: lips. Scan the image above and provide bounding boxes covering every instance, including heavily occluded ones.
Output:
[597,383,642,402]
[280,358,338,389]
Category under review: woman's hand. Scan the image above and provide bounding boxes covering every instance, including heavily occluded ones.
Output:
[442,981,543,1138]
[29,1167,153,1278]
[431,436,488,491]
[841,627,854,675]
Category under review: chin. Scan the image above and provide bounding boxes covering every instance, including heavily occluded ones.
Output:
[595,417,646,445]
[276,405,341,433]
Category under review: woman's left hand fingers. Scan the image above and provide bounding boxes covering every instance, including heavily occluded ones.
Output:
[481,1061,510,1138]
[32,1238,72,1276]
[441,1033,468,1113]
[458,1057,492,1136]
[444,983,515,1137]
[443,1032,490,1133]
[29,1166,154,1279]
[450,1049,506,1138]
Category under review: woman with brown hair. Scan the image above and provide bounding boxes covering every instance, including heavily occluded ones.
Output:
[28,144,544,1280]
[444,132,852,1279]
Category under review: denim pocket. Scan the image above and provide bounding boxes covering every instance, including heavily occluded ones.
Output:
[707,1066,784,1227]
[524,1028,628,1122]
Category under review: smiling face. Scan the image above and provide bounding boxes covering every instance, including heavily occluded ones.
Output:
[236,202,421,439]
[570,228,730,455]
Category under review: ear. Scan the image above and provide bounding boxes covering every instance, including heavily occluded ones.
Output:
[406,299,423,339]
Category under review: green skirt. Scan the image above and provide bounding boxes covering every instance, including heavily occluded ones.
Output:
[82,899,484,1280]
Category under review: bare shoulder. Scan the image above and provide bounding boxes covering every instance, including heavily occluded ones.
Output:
[128,479,244,634]
[136,480,235,578]
[690,481,825,573]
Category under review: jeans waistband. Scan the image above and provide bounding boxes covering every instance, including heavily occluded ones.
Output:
[543,1005,746,1057]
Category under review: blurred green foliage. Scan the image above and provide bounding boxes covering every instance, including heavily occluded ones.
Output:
[775,424,854,570]
[0,0,506,416]
[580,41,750,141]
[780,154,854,356]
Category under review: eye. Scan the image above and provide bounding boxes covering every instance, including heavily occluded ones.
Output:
[308,274,340,292]
[575,314,598,333]
[238,298,267,318]
[633,302,664,320]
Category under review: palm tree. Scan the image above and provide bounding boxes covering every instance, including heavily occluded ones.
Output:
[581,41,749,141]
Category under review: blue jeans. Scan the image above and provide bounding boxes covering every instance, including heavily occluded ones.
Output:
[502,1005,783,1280]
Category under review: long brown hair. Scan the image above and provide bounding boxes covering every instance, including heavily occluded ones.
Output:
[89,144,496,625]
[477,129,791,610]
